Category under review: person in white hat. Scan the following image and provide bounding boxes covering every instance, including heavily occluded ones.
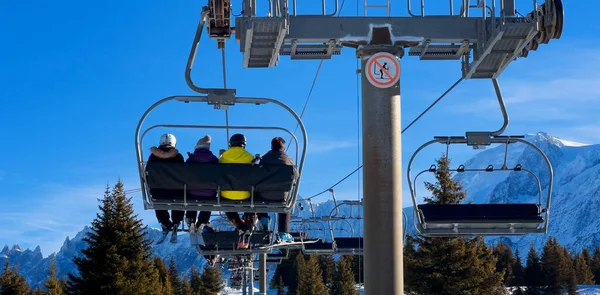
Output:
[146,133,185,244]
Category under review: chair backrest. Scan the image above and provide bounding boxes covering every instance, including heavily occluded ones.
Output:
[146,162,297,192]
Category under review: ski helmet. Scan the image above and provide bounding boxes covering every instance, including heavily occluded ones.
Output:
[229,133,246,148]
[159,133,177,147]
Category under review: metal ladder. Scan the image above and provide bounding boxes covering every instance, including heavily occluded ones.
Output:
[364,0,391,16]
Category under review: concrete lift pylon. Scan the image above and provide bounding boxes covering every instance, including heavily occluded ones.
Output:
[185,1,564,294]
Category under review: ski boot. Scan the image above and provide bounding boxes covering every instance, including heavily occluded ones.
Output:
[170,223,179,243]
[156,223,172,244]
[258,216,271,232]
[277,232,293,243]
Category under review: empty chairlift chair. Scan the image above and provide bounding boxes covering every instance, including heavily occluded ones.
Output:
[407,134,554,237]
[326,199,364,255]
[299,218,336,254]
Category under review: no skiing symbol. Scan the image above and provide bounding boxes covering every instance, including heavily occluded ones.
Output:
[365,52,401,88]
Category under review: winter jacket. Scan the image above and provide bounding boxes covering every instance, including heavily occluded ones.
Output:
[146,145,185,199]
[185,148,219,198]
[219,147,255,200]
[258,150,298,201]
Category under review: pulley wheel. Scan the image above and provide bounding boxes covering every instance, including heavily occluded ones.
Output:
[553,0,564,39]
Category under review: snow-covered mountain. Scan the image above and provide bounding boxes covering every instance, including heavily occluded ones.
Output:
[3,131,600,289]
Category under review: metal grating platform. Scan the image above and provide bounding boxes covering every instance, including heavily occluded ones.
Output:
[279,40,343,60]
[408,41,471,60]
[467,20,538,79]
[239,18,287,68]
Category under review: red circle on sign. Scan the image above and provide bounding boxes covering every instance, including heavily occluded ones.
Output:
[366,53,400,88]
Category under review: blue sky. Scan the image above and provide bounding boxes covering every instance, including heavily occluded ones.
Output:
[1,0,598,256]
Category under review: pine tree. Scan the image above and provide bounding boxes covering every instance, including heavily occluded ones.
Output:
[403,235,419,288]
[43,259,63,295]
[405,155,503,295]
[168,258,183,295]
[276,276,286,295]
[31,286,43,295]
[512,249,524,287]
[574,253,594,285]
[59,277,67,294]
[270,250,301,294]
[581,248,593,272]
[592,246,600,284]
[154,257,173,295]
[181,275,193,295]
[198,264,224,295]
[350,255,363,285]
[523,243,543,295]
[330,255,358,295]
[295,255,327,295]
[541,237,566,295]
[189,265,201,295]
[0,261,31,295]
[493,242,516,286]
[66,181,162,295]
[567,267,578,295]
[318,255,335,291]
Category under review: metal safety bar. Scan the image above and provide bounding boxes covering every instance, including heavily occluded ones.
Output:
[407,0,536,19]
[135,95,308,214]
[291,0,339,16]
[140,124,300,168]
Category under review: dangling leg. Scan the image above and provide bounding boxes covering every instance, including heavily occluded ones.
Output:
[226,212,249,249]
[186,210,198,245]
[170,210,185,243]
[255,213,271,232]
[195,211,213,246]
[277,212,293,243]
[155,210,173,244]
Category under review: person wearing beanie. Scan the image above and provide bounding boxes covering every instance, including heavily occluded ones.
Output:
[256,136,298,243]
[185,135,219,234]
[146,133,185,244]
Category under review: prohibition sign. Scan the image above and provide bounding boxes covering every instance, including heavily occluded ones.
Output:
[365,52,401,88]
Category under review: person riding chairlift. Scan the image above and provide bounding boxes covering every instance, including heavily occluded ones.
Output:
[219,133,260,249]
[146,133,185,244]
[185,135,219,238]
[256,137,298,243]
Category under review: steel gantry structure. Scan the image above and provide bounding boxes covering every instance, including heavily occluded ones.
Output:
[181,0,564,294]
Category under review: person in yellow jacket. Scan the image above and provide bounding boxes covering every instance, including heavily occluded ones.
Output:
[220,133,258,249]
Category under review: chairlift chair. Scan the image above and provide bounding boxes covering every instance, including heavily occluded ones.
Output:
[135,95,308,215]
[326,199,364,255]
[407,133,554,237]
[298,218,336,254]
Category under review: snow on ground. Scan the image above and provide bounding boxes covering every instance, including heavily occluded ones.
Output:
[557,138,591,147]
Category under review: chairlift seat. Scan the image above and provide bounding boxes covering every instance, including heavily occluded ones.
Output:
[202,231,271,246]
[290,232,307,242]
[302,240,335,254]
[417,203,544,236]
[334,237,363,255]
[145,162,296,212]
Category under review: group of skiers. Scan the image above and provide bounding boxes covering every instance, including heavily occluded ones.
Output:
[145,133,297,250]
